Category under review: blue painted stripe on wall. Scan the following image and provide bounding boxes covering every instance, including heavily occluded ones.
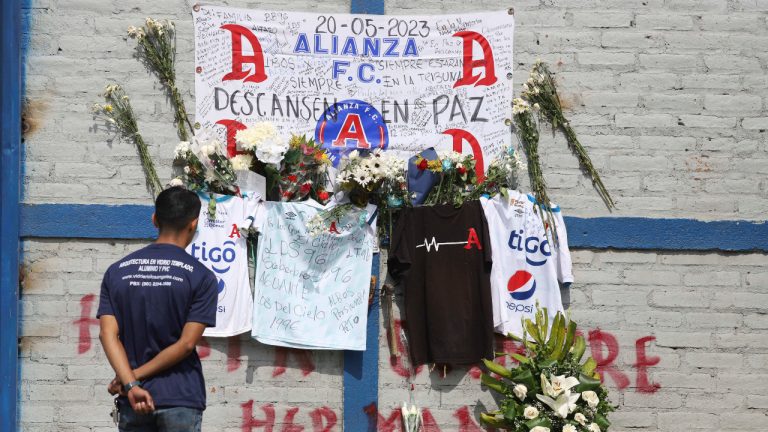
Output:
[343,254,380,432]
[351,0,385,15]
[21,203,768,252]
[1,0,23,429]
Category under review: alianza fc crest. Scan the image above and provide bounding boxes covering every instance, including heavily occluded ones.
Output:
[315,99,388,166]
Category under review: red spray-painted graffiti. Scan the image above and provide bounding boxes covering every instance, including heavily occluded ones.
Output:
[73,294,100,354]
[75,294,317,377]
[76,296,660,393]
[241,401,337,432]
[388,320,661,393]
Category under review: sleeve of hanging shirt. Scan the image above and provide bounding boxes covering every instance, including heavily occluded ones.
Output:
[553,208,574,286]
[242,194,266,232]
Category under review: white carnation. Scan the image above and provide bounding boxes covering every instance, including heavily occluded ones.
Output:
[562,425,577,432]
[169,177,183,187]
[230,154,253,171]
[529,427,549,432]
[174,141,191,158]
[588,423,601,432]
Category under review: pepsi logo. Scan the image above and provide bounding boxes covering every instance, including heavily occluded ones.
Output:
[507,270,536,301]
[217,277,227,301]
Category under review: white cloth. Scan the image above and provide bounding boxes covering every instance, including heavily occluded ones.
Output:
[250,199,377,350]
[187,192,261,337]
[480,192,573,337]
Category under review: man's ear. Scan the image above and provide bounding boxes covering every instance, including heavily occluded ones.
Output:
[188,217,199,233]
[152,213,160,228]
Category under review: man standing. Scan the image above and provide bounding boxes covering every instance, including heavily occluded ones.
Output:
[98,186,218,431]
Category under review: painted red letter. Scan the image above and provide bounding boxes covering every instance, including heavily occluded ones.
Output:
[216,119,247,157]
[221,24,268,83]
[453,31,497,88]
[241,401,276,432]
[309,407,337,432]
[442,129,485,182]
[74,294,99,354]
[588,329,630,389]
[634,336,661,393]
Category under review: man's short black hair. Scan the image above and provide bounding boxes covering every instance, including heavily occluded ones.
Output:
[155,186,201,231]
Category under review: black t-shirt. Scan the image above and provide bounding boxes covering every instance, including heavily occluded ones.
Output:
[389,201,494,365]
[97,243,218,410]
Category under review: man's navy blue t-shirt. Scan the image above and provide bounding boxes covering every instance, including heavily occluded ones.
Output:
[97,243,218,410]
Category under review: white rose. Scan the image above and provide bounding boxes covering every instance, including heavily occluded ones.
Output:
[513,384,527,400]
[581,391,599,408]
[574,413,587,426]
[169,177,183,187]
[523,406,539,419]
[588,423,601,432]
[563,425,577,432]
[529,427,550,432]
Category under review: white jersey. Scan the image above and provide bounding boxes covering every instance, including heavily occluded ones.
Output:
[187,192,261,337]
[480,192,573,338]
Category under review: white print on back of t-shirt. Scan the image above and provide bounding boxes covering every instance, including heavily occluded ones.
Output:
[480,192,574,338]
[186,192,261,337]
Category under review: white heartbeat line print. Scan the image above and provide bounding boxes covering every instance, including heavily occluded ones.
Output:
[416,237,468,252]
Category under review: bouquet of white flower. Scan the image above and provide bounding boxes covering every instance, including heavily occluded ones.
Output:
[335,149,407,208]
[480,308,614,432]
[172,133,239,218]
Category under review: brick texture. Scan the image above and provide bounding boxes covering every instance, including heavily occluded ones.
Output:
[19,0,768,431]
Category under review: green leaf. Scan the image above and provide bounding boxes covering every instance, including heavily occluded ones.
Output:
[502,402,519,421]
[510,353,530,364]
[561,320,577,361]
[573,373,602,393]
[572,335,587,361]
[481,373,507,395]
[480,413,512,428]
[581,357,597,376]
[525,416,552,430]
[524,320,543,345]
[595,413,611,429]
[511,369,536,390]
[482,358,514,380]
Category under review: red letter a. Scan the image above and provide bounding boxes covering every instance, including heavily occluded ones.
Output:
[221,24,268,83]
[453,31,497,88]
[464,228,482,250]
[332,114,370,149]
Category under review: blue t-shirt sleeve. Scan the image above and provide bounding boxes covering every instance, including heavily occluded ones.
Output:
[96,270,114,318]
[187,272,217,327]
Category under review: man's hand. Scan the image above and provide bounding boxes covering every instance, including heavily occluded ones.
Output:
[127,386,155,414]
[107,376,123,396]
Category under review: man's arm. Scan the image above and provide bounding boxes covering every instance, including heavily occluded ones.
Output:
[131,321,207,381]
[99,315,155,414]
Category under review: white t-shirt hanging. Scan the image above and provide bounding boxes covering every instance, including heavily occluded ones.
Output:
[186,192,261,337]
[250,199,377,351]
[480,192,573,338]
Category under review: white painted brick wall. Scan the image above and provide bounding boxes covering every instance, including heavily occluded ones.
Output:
[18,0,768,431]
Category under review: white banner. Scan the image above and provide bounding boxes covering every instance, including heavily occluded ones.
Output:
[193,5,514,176]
